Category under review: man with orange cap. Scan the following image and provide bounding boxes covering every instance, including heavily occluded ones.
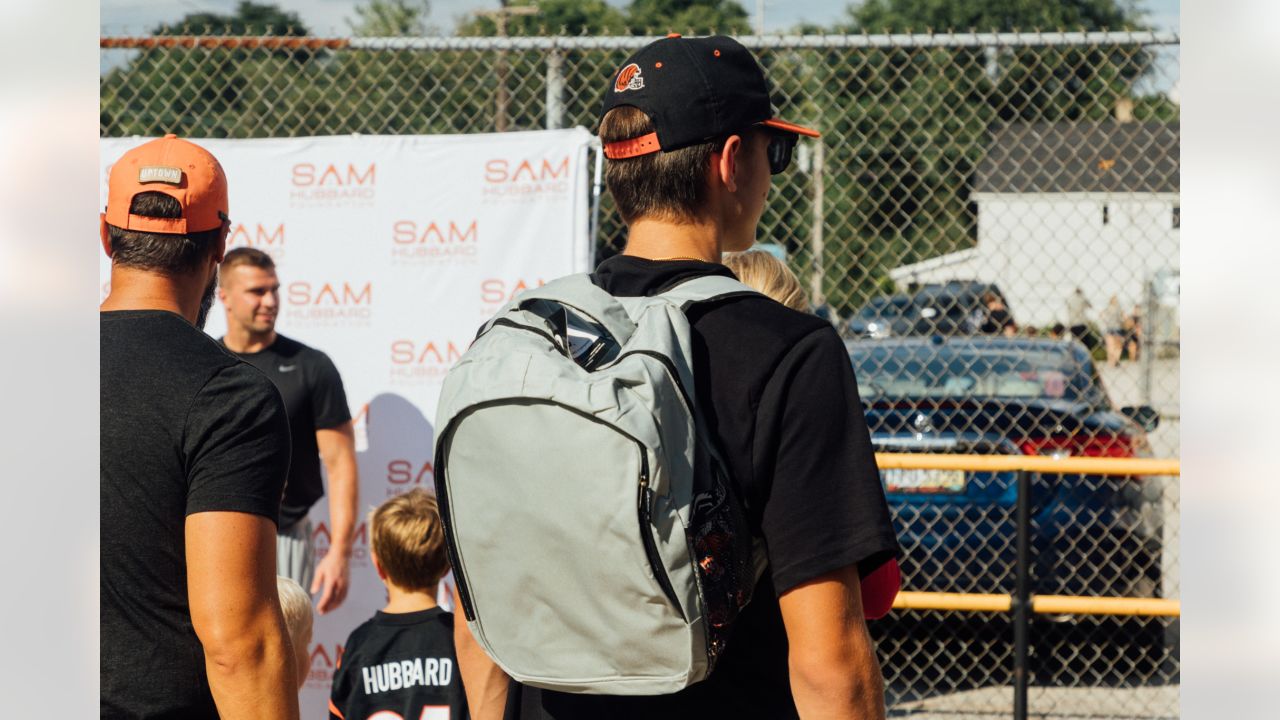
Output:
[100,134,299,720]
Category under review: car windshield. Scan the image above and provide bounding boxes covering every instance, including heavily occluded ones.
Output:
[858,297,912,319]
[916,291,979,315]
[850,344,1101,403]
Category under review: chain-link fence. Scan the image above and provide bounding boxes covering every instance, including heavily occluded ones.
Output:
[872,464,1178,718]
[101,30,1180,719]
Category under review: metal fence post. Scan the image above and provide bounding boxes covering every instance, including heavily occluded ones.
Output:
[809,139,825,309]
[1013,469,1031,720]
[1142,275,1156,406]
[545,48,565,130]
[588,140,604,264]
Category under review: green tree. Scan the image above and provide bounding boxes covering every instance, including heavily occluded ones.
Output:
[846,0,1140,34]
[457,0,627,36]
[839,0,1154,123]
[782,0,1166,312]
[625,0,751,35]
[101,2,314,137]
[154,0,308,35]
[452,1,631,144]
[348,0,434,37]
[455,0,751,37]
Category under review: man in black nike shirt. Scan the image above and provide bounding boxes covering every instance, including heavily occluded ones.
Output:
[454,36,901,720]
[100,134,298,719]
[219,247,359,615]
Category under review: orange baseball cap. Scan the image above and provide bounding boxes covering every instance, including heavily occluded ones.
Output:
[103,134,228,234]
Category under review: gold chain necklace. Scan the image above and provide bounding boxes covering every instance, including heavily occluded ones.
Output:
[654,255,713,262]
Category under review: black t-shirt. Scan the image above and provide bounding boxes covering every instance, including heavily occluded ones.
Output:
[329,607,469,720]
[101,310,291,719]
[225,334,352,527]
[505,256,900,720]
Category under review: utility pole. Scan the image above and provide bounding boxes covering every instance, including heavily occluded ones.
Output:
[475,1,539,132]
[756,0,765,36]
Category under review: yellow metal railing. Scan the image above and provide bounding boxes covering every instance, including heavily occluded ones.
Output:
[874,453,1180,617]
[892,591,1180,617]
[875,453,1180,477]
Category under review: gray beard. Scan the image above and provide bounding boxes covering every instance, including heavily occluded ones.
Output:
[195,270,217,331]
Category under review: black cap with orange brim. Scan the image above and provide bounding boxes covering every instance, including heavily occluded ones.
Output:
[600,34,818,160]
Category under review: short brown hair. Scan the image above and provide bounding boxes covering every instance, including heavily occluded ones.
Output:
[106,192,222,275]
[722,250,809,312]
[599,106,723,224]
[219,246,276,285]
[370,489,450,592]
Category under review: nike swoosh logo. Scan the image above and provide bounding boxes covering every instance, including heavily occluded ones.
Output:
[279,364,298,372]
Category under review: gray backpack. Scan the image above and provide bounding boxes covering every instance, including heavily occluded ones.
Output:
[433,272,764,695]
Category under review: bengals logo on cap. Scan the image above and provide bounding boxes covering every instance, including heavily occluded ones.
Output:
[614,63,644,93]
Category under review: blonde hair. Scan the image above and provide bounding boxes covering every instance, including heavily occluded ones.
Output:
[276,576,313,690]
[722,250,809,312]
[370,489,450,593]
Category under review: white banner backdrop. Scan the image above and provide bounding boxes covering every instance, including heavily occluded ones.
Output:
[100,129,595,718]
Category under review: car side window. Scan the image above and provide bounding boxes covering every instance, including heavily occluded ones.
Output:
[1074,352,1112,409]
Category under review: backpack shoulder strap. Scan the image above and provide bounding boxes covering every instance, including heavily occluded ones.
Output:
[658,274,761,311]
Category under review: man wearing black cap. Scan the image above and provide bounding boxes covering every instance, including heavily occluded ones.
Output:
[454,35,900,720]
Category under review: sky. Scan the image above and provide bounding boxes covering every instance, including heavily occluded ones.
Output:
[101,0,1180,36]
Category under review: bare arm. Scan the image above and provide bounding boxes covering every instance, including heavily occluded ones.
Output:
[187,511,299,720]
[453,585,510,720]
[313,421,358,614]
[779,564,886,720]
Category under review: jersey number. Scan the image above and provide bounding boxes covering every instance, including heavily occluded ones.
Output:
[366,708,449,720]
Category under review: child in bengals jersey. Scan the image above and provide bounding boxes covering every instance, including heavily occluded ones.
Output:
[329,490,467,720]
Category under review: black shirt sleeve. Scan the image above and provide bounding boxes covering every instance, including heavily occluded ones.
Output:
[754,327,900,595]
[183,363,291,521]
[308,350,353,430]
[329,637,354,720]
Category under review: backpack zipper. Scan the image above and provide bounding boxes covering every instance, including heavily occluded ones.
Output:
[438,401,677,626]
[637,447,685,621]
[487,317,562,352]
[432,438,477,622]
[609,350,693,413]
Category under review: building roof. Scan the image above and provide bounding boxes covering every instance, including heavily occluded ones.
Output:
[974,121,1179,194]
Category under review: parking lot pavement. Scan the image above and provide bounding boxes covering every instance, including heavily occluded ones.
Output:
[1096,356,1180,459]
[889,685,1179,719]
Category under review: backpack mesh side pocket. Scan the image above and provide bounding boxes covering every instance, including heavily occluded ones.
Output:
[688,458,756,665]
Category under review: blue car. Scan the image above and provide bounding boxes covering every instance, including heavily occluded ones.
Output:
[848,336,1164,599]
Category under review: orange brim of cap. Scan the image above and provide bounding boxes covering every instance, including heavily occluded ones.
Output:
[762,118,820,138]
[604,119,821,160]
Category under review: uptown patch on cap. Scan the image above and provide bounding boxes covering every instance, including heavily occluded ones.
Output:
[600,35,819,159]
[104,134,228,234]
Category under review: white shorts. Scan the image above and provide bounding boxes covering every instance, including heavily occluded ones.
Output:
[276,518,315,591]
